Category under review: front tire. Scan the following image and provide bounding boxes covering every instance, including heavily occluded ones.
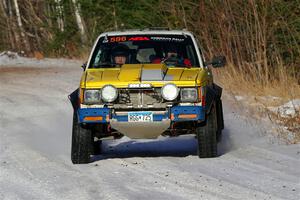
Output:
[196,104,218,158]
[71,112,93,164]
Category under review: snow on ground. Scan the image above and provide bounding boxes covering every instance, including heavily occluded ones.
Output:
[0,51,82,68]
[0,56,299,200]
[234,95,245,101]
[268,99,300,118]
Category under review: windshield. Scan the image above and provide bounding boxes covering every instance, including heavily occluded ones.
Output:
[88,34,200,68]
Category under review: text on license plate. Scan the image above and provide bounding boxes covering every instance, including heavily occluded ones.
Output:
[128,112,153,122]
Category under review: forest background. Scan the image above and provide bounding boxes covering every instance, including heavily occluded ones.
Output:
[0,0,299,97]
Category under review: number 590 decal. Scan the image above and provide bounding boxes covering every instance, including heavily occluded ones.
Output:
[110,36,127,42]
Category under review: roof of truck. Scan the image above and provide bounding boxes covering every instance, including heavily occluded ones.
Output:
[98,29,194,37]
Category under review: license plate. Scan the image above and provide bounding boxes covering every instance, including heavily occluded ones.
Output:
[128,111,153,122]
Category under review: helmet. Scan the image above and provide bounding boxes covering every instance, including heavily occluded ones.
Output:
[111,44,129,57]
[165,44,177,53]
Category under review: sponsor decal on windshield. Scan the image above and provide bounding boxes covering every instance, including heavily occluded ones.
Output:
[150,37,185,42]
[109,36,127,42]
[129,37,150,41]
[103,36,185,43]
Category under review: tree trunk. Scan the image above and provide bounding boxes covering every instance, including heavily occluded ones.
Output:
[0,0,9,48]
[13,0,30,53]
[6,0,18,50]
[55,0,64,32]
[112,3,118,31]
[72,0,87,43]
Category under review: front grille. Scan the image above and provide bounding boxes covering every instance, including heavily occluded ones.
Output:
[114,88,166,109]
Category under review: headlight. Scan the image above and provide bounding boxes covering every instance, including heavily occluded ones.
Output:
[84,89,101,104]
[101,85,118,102]
[180,88,198,102]
[161,83,179,101]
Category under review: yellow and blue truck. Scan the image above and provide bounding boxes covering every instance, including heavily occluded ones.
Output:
[69,29,225,164]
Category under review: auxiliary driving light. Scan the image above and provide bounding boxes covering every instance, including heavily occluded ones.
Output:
[101,85,118,102]
[161,83,179,101]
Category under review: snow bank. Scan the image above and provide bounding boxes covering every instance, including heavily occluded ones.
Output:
[234,94,299,118]
[268,99,300,118]
[234,95,245,101]
[0,51,82,68]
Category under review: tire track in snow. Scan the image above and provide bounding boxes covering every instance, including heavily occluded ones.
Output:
[98,156,286,200]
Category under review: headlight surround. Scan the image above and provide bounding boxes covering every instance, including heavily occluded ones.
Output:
[161,83,179,101]
[101,85,118,102]
[180,88,198,102]
[84,89,101,104]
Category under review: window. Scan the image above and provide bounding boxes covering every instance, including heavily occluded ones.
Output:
[89,34,200,68]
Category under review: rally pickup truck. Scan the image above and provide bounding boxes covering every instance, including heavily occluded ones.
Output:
[69,29,225,164]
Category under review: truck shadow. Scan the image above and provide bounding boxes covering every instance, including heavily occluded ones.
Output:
[92,136,198,161]
[92,130,232,161]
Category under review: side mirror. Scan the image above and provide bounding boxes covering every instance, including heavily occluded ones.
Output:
[211,56,226,68]
[81,62,87,70]
[204,56,226,68]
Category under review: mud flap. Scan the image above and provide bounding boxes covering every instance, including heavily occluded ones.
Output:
[68,88,79,111]
[216,99,224,130]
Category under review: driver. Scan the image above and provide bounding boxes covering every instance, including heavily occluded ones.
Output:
[152,45,192,67]
[111,44,129,65]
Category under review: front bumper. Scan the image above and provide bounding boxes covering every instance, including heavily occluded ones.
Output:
[77,105,205,124]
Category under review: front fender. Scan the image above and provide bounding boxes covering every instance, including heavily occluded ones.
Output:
[68,88,79,111]
[206,83,222,114]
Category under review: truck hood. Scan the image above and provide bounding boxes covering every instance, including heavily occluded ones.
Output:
[81,64,207,88]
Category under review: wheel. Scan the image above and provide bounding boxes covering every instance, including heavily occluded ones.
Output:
[71,112,93,164]
[196,104,218,158]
